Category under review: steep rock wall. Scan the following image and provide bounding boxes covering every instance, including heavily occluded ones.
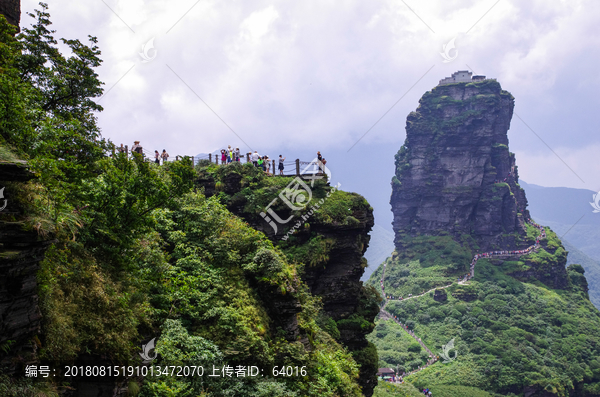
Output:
[0,0,20,30]
[391,80,531,253]
[0,161,52,372]
[196,171,379,396]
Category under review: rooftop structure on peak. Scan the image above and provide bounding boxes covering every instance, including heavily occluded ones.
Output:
[438,70,489,86]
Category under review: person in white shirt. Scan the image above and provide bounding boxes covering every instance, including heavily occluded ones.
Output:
[251,151,259,167]
[278,155,286,175]
[131,141,143,156]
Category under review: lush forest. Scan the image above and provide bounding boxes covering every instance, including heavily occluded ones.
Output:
[0,7,378,396]
[367,226,600,396]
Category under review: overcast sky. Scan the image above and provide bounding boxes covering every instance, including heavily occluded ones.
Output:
[20,0,600,229]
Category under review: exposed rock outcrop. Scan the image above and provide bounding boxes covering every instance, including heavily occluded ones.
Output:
[391,79,531,253]
[433,288,447,302]
[385,76,582,396]
[0,0,20,31]
[0,161,52,373]
[196,171,379,396]
[509,239,570,290]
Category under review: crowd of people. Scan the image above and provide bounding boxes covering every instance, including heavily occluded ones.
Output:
[248,150,286,175]
[494,169,514,184]
[378,218,548,380]
[121,141,170,165]
[464,219,546,281]
[221,146,242,163]
[119,142,327,177]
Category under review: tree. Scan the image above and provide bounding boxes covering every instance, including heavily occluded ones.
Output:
[1,4,108,208]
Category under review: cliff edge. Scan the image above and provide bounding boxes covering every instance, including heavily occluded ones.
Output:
[196,164,380,396]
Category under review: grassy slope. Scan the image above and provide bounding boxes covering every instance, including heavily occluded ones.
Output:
[367,226,600,396]
[368,318,429,374]
[373,380,496,397]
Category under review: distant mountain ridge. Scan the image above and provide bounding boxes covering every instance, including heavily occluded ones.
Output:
[519,180,600,308]
[519,180,600,227]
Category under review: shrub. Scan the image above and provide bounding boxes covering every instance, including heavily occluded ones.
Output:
[407,343,422,353]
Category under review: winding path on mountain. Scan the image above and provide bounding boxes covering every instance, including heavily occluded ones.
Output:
[378,220,547,378]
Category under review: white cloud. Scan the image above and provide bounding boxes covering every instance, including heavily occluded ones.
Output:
[240,6,278,43]
[18,0,600,190]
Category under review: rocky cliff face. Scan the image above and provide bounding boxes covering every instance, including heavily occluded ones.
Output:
[196,169,379,396]
[379,78,596,396]
[391,79,531,253]
[0,0,20,30]
[0,160,52,372]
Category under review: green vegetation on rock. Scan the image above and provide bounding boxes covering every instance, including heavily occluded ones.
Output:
[0,8,375,396]
[368,229,600,396]
[373,381,498,397]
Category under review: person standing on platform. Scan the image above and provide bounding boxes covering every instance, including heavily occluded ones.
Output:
[132,141,143,156]
[278,155,285,175]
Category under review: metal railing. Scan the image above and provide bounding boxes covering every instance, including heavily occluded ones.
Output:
[110,144,327,177]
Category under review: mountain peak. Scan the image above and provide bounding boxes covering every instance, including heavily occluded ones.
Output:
[391,79,530,252]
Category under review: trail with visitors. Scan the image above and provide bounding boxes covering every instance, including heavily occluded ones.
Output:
[378,219,547,378]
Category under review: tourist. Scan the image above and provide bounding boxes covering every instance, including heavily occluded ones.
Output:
[317,151,325,171]
[235,147,240,162]
[131,141,143,156]
[221,149,227,164]
[278,155,285,175]
[257,156,264,171]
[161,149,169,164]
[227,146,233,163]
[265,155,271,174]
[252,151,259,167]
[154,150,160,165]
